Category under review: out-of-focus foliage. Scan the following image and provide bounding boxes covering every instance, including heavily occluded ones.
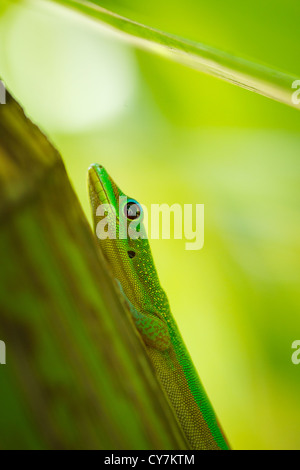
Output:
[0,0,300,450]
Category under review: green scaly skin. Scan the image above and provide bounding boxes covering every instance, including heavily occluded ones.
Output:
[88,163,229,450]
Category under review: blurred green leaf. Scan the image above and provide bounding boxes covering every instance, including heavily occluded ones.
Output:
[39,0,299,109]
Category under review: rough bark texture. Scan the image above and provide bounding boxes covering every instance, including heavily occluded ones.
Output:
[0,88,188,450]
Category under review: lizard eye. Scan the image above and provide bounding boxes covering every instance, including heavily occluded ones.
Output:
[124,199,142,220]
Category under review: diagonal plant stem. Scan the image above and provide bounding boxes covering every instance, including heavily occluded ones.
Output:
[39,0,300,110]
[0,85,189,450]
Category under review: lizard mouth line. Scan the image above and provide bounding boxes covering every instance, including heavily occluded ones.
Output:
[88,164,113,207]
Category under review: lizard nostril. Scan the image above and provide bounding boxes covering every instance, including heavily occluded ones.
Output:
[127,250,136,259]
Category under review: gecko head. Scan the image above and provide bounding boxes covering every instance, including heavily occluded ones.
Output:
[88,163,143,240]
[88,163,168,315]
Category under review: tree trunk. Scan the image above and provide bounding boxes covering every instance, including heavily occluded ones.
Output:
[0,87,188,450]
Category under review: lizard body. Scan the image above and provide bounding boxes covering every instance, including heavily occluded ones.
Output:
[88,163,229,450]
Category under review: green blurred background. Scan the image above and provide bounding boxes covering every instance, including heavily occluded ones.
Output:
[1,0,300,450]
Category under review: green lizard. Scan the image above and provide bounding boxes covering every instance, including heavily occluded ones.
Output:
[88,163,229,450]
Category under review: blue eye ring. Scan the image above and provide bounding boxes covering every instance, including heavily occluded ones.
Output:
[124,199,143,221]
